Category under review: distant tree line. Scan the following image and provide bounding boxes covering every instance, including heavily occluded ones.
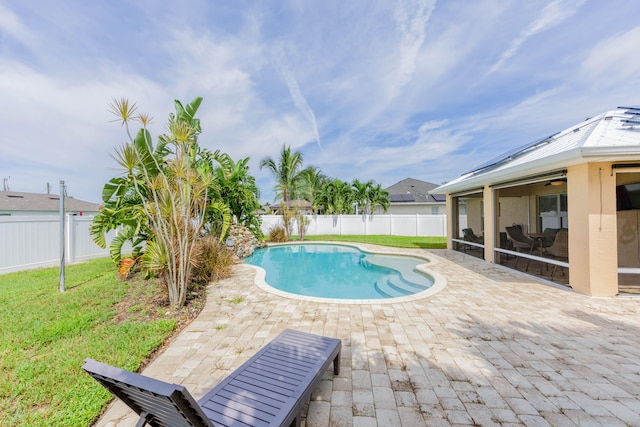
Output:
[260,145,390,215]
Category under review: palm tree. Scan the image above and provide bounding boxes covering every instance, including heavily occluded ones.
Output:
[300,166,329,213]
[352,179,374,214]
[212,150,263,238]
[316,179,355,214]
[259,144,305,204]
[367,183,390,214]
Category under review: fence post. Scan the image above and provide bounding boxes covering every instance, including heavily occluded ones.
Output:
[67,214,75,264]
[59,180,65,292]
[444,214,448,237]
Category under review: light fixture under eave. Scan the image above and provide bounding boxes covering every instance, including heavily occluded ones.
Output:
[545,179,566,187]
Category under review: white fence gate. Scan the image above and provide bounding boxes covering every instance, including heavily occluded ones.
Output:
[259,214,448,237]
[0,215,117,274]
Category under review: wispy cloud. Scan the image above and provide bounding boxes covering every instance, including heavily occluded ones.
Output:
[582,26,640,83]
[0,0,638,202]
[391,0,436,95]
[0,3,37,51]
[274,58,322,148]
[485,0,586,76]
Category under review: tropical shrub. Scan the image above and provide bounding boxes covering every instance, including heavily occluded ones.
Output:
[92,97,233,308]
[268,225,287,243]
[192,235,235,284]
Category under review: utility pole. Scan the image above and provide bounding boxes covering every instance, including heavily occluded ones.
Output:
[59,180,66,292]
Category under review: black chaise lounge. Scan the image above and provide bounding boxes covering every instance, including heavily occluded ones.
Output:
[83,329,341,427]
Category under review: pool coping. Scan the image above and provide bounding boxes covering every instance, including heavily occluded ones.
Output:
[245,241,447,305]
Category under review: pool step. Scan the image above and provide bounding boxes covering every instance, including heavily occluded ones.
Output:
[362,255,433,288]
[375,275,427,298]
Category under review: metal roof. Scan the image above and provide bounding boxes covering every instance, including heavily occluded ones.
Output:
[433,106,640,194]
[0,191,101,213]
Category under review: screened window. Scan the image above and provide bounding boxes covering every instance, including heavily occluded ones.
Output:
[538,194,567,230]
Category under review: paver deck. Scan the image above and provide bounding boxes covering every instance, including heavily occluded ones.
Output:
[95,247,640,426]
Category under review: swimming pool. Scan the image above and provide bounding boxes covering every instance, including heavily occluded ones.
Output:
[244,243,434,300]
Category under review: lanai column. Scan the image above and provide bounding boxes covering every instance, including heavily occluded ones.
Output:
[446,193,454,250]
[567,163,618,296]
[483,185,495,263]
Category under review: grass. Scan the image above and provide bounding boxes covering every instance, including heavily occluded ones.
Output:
[301,234,447,249]
[0,258,200,427]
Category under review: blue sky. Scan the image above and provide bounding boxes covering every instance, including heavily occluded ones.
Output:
[1,0,639,204]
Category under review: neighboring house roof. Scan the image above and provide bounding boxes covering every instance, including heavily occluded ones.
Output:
[385,178,445,203]
[0,191,101,213]
[433,106,640,194]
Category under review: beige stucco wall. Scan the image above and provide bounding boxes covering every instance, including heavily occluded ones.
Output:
[497,195,530,234]
[466,199,483,234]
[567,162,618,296]
[483,186,495,263]
[446,194,454,249]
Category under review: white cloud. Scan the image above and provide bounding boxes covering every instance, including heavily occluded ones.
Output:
[1,0,639,203]
[274,58,321,148]
[0,4,36,48]
[486,0,586,76]
[391,0,436,95]
[582,26,640,83]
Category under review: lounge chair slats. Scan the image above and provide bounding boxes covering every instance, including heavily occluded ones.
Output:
[198,329,341,426]
[245,361,305,382]
[220,383,287,407]
[82,364,215,427]
[83,329,341,427]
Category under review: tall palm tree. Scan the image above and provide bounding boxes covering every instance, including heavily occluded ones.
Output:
[300,166,329,213]
[259,144,305,204]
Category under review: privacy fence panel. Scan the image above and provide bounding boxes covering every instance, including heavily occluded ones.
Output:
[0,215,60,274]
[0,215,116,274]
[260,214,447,237]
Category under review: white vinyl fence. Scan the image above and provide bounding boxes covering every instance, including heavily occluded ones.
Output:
[1,213,456,274]
[260,214,449,237]
[0,214,117,274]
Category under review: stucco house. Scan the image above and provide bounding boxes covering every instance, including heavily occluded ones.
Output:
[432,105,640,297]
[385,178,446,215]
[0,191,101,216]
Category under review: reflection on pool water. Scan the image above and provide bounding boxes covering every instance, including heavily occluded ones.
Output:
[243,243,434,300]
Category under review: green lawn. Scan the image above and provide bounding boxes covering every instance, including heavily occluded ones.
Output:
[0,258,178,427]
[302,234,447,249]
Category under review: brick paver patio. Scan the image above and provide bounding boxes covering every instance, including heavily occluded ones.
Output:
[95,246,640,426]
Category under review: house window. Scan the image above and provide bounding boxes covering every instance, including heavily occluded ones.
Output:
[431,206,439,215]
[538,194,567,230]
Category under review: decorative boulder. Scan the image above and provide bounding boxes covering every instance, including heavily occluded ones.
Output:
[225,225,265,259]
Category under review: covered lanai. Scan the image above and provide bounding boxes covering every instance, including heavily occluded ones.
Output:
[433,106,640,296]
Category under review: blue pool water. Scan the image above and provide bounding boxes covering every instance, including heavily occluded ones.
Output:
[244,243,434,300]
